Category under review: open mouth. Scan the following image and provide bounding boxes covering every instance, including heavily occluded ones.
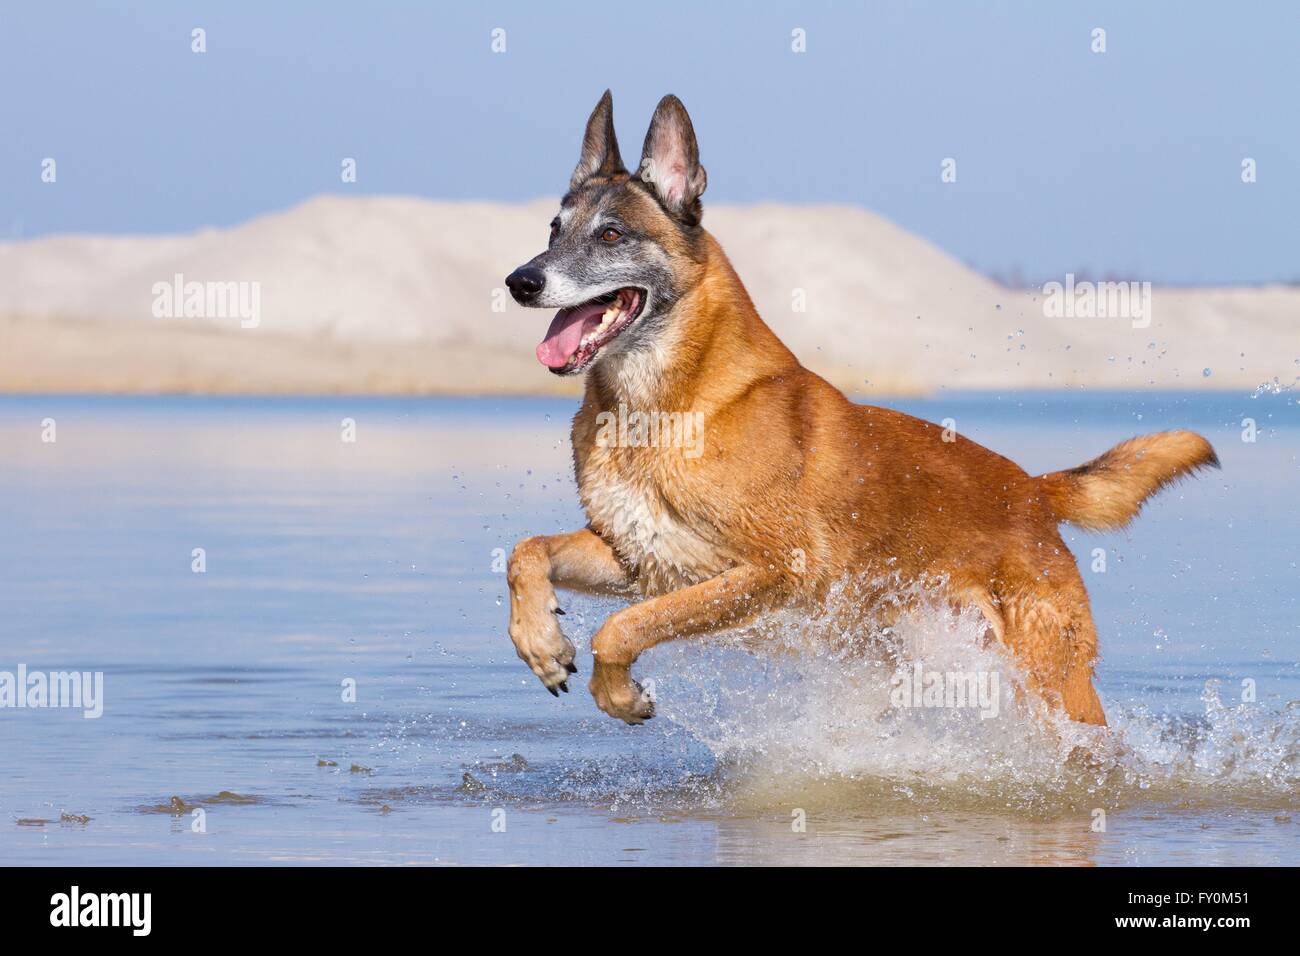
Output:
[536,287,645,374]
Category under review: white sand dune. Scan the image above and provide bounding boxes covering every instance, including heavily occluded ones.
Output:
[0,195,1294,394]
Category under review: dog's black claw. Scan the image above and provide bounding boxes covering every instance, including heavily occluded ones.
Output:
[554,607,566,615]
[565,661,578,674]
[559,681,569,693]
[547,686,559,697]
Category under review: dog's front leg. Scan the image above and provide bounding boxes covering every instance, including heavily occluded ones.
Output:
[507,528,632,694]
[589,565,788,724]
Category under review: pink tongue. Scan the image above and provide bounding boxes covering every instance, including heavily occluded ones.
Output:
[536,301,607,369]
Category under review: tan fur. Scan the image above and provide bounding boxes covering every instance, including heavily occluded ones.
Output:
[1038,431,1219,531]
[506,107,1219,729]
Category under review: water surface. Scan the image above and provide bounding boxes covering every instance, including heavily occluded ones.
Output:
[0,392,1296,865]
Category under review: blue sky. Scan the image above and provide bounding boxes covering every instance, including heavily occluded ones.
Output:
[2,1,1297,284]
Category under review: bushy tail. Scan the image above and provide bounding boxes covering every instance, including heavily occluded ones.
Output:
[1038,430,1219,531]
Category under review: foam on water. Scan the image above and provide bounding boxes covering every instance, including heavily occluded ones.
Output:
[624,577,1300,816]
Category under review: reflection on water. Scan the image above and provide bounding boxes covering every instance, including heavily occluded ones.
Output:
[0,393,1295,865]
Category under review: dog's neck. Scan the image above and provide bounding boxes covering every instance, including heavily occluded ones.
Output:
[589,231,798,413]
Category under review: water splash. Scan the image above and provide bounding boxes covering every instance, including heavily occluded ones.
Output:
[638,576,1299,815]
[424,576,1296,818]
[1250,375,1298,398]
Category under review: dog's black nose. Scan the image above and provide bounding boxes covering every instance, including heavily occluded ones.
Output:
[505,266,546,303]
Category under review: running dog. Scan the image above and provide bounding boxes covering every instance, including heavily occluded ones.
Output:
[503,91,1218,726]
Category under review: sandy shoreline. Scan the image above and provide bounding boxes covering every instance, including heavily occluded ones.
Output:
[3,311,1286,397]
[2,197,1296,396]
[0,313,937,396]
[0,314,574,397]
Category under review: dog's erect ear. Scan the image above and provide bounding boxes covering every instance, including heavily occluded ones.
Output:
[638,95,707,223]
[570,90,626,189]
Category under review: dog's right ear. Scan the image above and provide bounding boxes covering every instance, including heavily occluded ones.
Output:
[570,90,626,190]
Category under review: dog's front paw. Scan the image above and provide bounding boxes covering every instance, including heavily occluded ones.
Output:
[508,595,577,696]
[589,660,655,724]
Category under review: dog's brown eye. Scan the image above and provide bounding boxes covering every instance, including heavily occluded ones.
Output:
[549,219,560,240]
[600,227,622,242]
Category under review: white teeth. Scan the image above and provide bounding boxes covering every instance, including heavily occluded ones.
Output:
[577,292,636,350]
[581,301,624,348]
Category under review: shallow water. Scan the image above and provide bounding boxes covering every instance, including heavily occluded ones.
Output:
[0,392,1296,866]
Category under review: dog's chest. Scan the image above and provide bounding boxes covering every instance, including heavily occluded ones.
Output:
[579,450,726,593]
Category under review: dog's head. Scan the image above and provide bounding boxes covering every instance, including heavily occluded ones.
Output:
[505,91,708,376]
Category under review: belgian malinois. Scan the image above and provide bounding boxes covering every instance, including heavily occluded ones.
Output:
[504,91,1218,726]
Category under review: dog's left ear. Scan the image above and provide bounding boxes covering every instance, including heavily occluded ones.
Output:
[570,90,626,189]
[638,95,707,224]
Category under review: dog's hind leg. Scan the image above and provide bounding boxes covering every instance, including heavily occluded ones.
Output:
[1058,610,1106,726]
[953,584,1005,647]
[507,528,633,694]
[588,565,789,723]
[996,570,1106,726]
